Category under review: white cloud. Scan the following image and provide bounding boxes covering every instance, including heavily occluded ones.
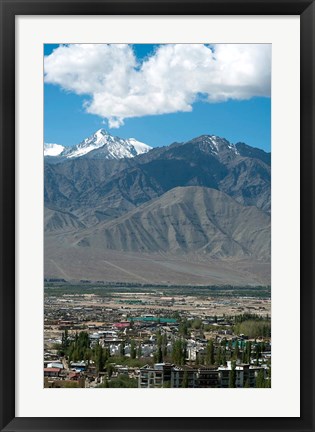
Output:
[44,43,271,128]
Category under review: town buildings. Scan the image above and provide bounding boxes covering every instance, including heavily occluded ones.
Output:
[138,362,266,388]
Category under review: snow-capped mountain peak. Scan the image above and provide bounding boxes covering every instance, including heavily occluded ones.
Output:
[86,128,112,144]
[45,129,152,161]
[192,135,239,155]
[62,129,113,159]
[95,128,109,138]
[126,138,152,154]
[85,134,152,160]
[44,143,65,157]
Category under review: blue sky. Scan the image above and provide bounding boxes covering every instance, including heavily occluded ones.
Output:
[44,44,271,151]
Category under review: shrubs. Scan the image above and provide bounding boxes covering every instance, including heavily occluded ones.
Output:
[234,320,271,339]
[100,375,138,388]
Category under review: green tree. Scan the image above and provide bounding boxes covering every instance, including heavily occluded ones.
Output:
[255,369,266,388]
[72,347,79,362]
[266,361,271,388]
[158,346,163,363]
[99,375,138,388]
[248,341,252,364]
[171,339,185,365]
[205,340,214,365]
[234,319,271,339]
[107,364,114,378]
[222,347,227,366]
[61,329,70,352]
[162,333,168,358]
[191,319,202,330]
[256,343,262,362]
[229,360,236,388]
[94,342,105,373]
[156,333,163,363]
[183,340,187,363]
[233,341,239,360]
[130,340,136,360]
[245,341,252,364]
[137,344,142,359]
[84,348,91,365]
[215,346,222,366]
[67,344,74,364]
[179,319,189,337]
[182,370,188,388]
[120,342,125,358]
[66,331,91,363]
[105,347,111,360]
[241,348,246,363]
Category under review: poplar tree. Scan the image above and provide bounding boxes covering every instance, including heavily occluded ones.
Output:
[162,333,168,358]
[247,341,252,364]
[206,340,214,365]
[119,342,125,358]
[222,347,227,366]
[233,341,239,360]
[255,369,265,388]
[229,361,236,388]
[182,370,188,388]
[94,342,105,373]
[137,344,142,359]
[130,340,136,359]
[244,378,250,388]
[215,346,222,366]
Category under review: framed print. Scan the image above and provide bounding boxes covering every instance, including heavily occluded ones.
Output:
[0,0,314,431]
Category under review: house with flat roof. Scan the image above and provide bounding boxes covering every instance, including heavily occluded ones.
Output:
[44,367,61,378]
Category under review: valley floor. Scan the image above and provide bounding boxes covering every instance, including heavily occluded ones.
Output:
[45,241,271,286]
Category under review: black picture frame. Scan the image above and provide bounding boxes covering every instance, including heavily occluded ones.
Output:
[0,1,314,431]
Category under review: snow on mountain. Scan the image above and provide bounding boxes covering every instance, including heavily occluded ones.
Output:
[126,138,152,155]
[51,129,152,160]
[190,135,239,156]
[44,143,65,157]
[206,136,239,154]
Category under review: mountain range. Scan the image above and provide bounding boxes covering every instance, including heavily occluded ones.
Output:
[44,130,271,286]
